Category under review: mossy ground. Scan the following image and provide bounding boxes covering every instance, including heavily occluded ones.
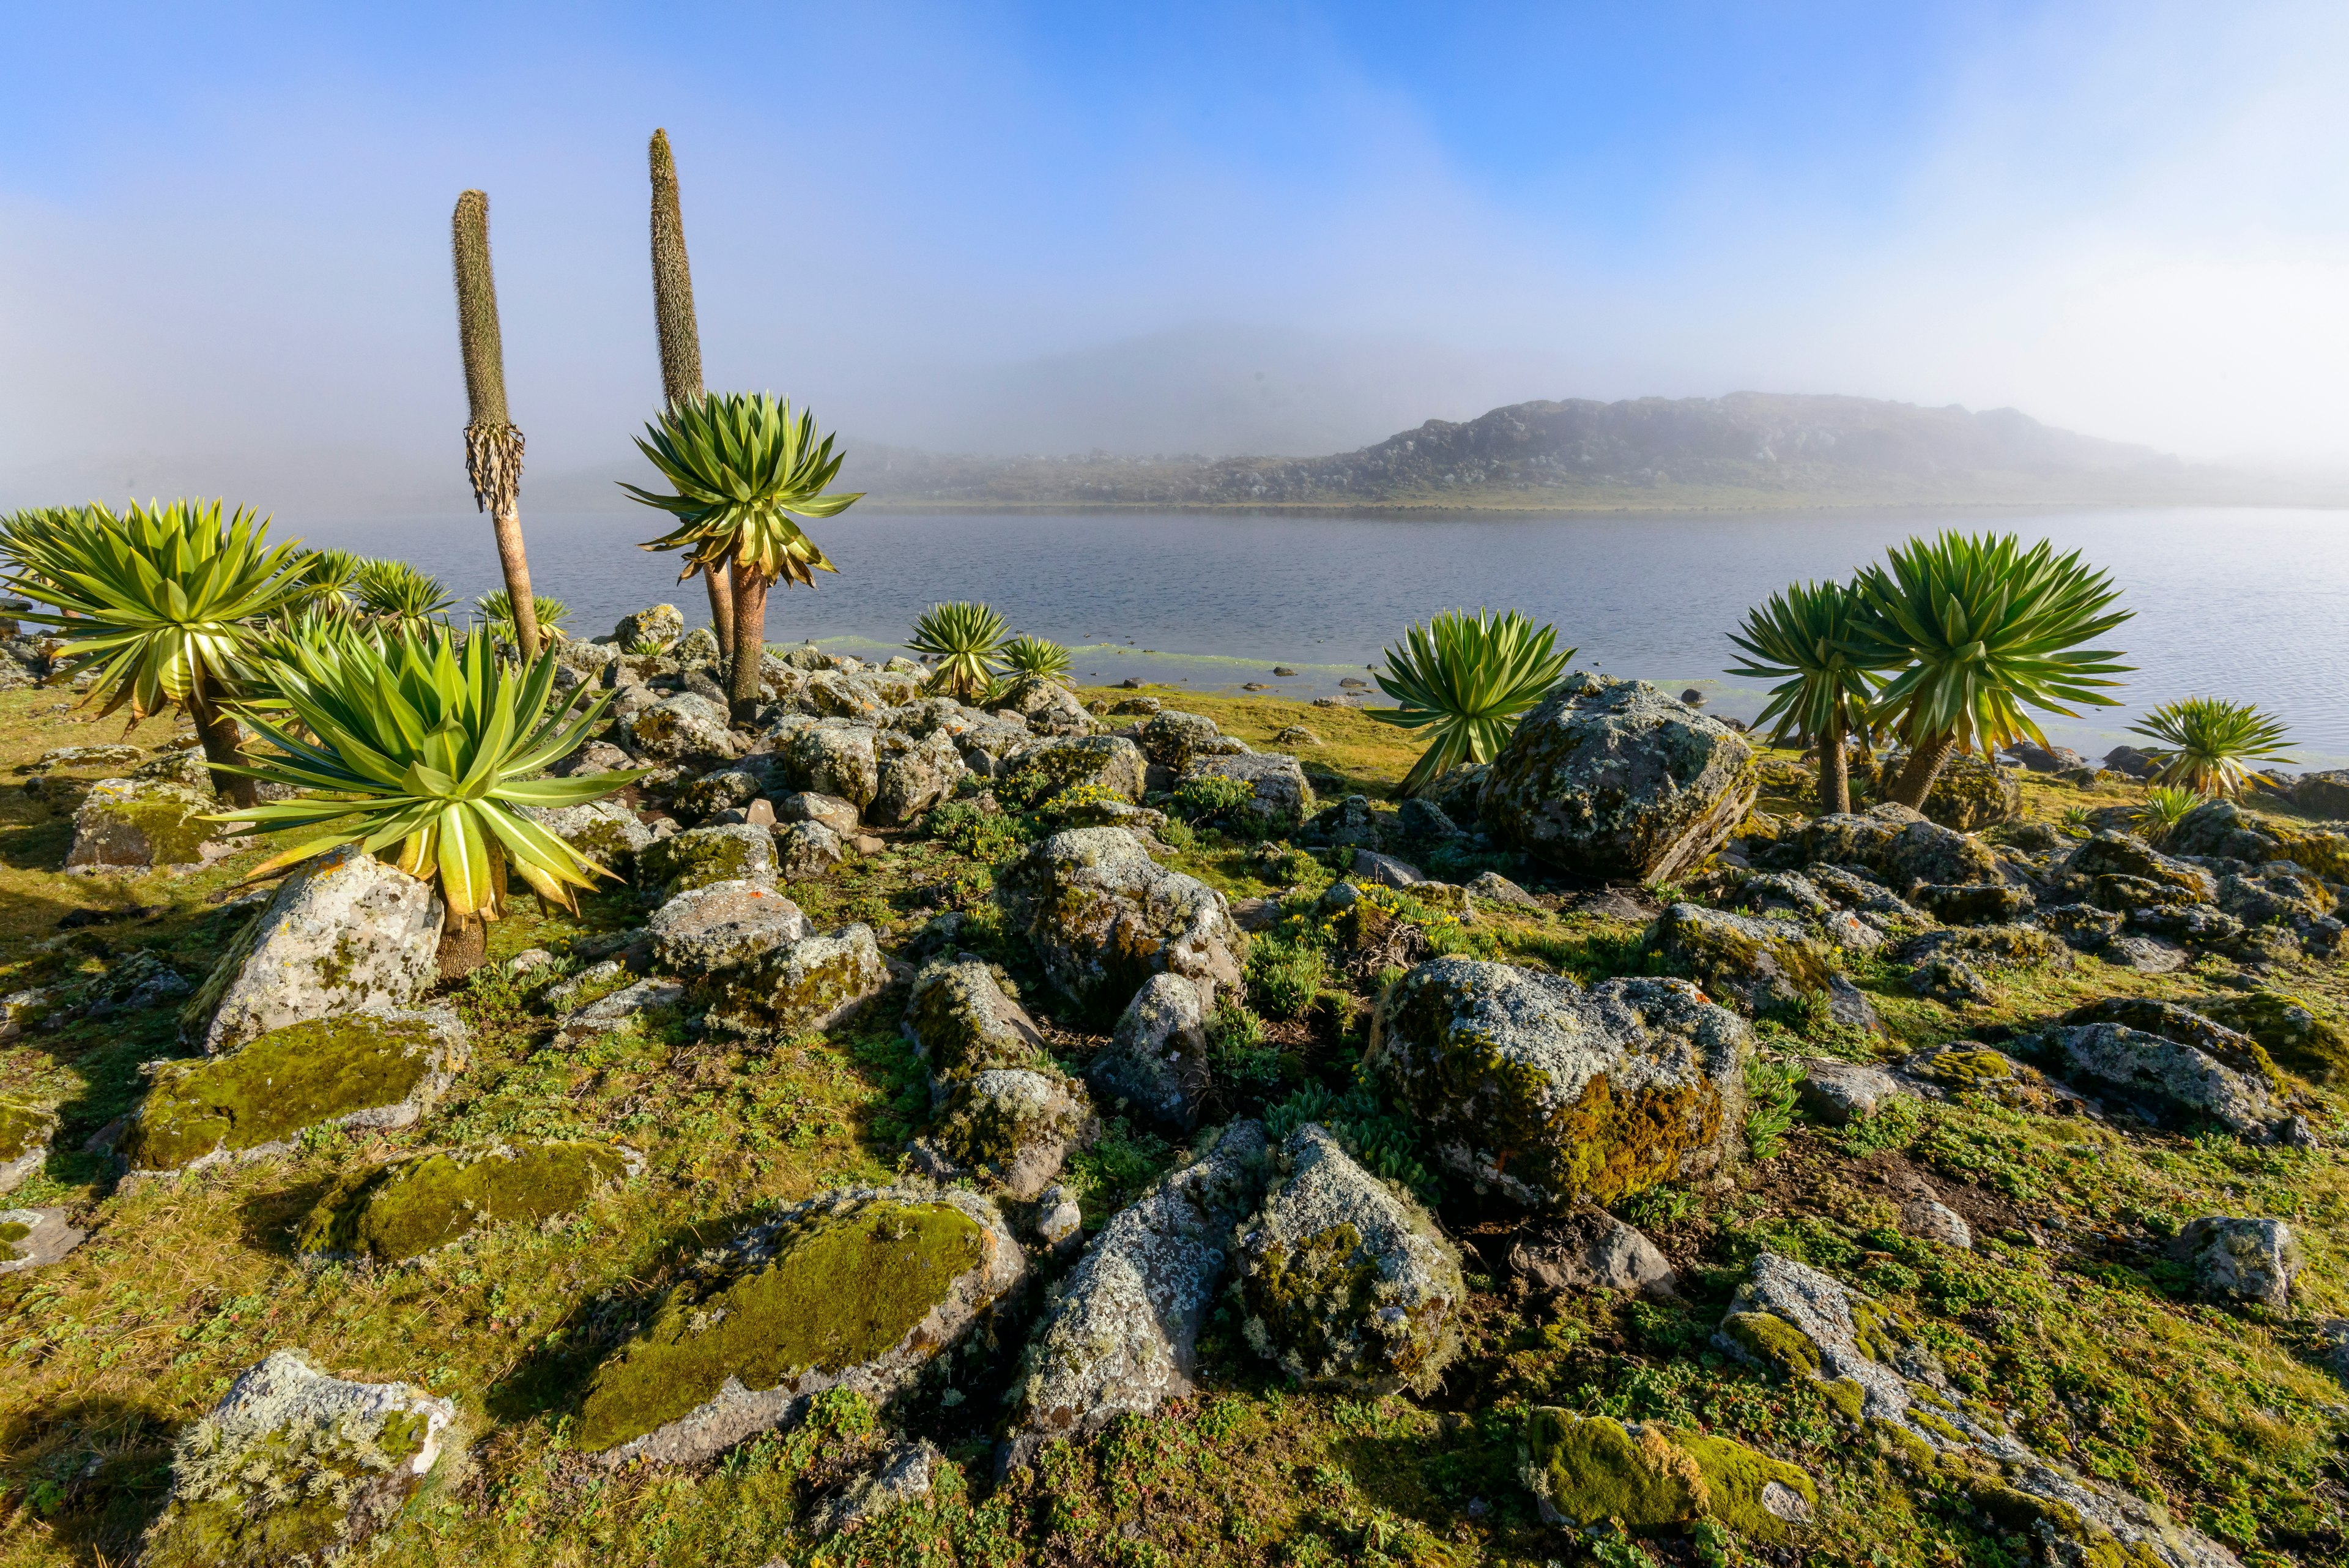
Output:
[1,683,2345,1566]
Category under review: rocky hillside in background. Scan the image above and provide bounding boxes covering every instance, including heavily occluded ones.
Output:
[844,392,2258,510]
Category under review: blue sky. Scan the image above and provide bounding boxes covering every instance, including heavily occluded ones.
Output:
[2,1,2343,489]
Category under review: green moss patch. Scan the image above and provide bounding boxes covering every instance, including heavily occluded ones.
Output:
[141,1405,430,1567]
[1520,1409,1814,1544]
[124,1013,452,1172]
[575,1198,984,1454]
[0,1098,51,1163]
[296,1140,633,1263]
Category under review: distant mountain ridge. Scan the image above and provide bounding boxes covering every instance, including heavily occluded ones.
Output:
[842,391,2261,510]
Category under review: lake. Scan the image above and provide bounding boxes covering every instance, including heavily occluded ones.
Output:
[294,505,2349,767]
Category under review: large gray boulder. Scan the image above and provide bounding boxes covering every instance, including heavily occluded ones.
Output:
[1235,1124,1464,1395]
[136,1350,457,1567]
[1088,972,1211,1132]
[184,847,445,1054]
[869,729,967,825]
[996,828,1243,1016]
[1790,804,2000,893]
[995,675,1093,736]
[648,880,809,975]
[699,924,888,1042]
[916,1068,1096,1202]
[1644,904,1834,1015]
[574,1187,1023,1466]
[2173,1217,2301,1310]
[638,823,777,899]
[64,777,224,873]
[1181,751,1313,821]
[622,693,741,764]
[1002,1120,1269,1473]
[523,799,655,871]
[2068,831,2219,906]
[1136,710,1233,773]
[1366,958,1750,1207]
[1477,673,1756,882]
[902,958,1053,1083]
[2049,1002,2282,1137]
[781,719,881,808]
[773,820,847,880]
[997,735,1149,803]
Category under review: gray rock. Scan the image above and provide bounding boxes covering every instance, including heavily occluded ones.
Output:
[523,798,655,870]
[2173,1217,2301,1310]
[1003,1120,1269,1472]
[1351,848,1423,888]
[648,880,809,975]
[1182,751,1313,820]
[1478,672,1756,882]
[675,767,763,821]
[82,951,194,1020]
[1645,902,1836,1016]
[699,924,888,1042]
[579,1187,1024,1468]
[64,777,223,872]
[638,823,777,899]
[1913,881,2035,924]
[1136,710,1229,772]
[1236,1124,1465,1394]
[185,846,445,1054]
[814,1438,945,1539]
[989,675,1091,736]
[1367,958,1750,1208]
[903,959,1052,1083]
[622,693,741,764]
[998,734,1149,802]
[1910,955,1994,1006]
[0,1206,84,1273]
[2293,770,2349,819]
[870,729,968,825]
[1313,793,1383,850]
[1734,870,1838,921]
[1397,798,1465,838]
[996,828,1243,1016]
[1900,1198,1973,1249]
[915,1068,1096,1202]
[2068,830,2219,905]
[776,790,861,834]
[1826,973,1885,1032]
[1468,871,1543,910]
[548,738,636,778]
[557,978,685,1043]
[799,670,900,723]
[613,604,686,651]
[1034,1183,1085,1254]
[1504,1204,1679,1298]
[774,819,847,880]
[2049,1022,2280,1136]
[781,719,881,808]
[1089,973,1211,1132]
[2043,902,2126,950]
[2105,933,2190,973]
[0,1099,56,1192]
[1797,1058,1909,1126]
[137,1350,457,1566]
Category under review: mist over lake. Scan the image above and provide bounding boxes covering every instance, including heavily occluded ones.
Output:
[318,505,2349,765]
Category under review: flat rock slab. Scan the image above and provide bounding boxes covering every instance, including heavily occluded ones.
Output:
[0,1206,85,1273]
[699,924,887,1042]
[1796,1058,1910,1126]
[1506,1205,1680,1299]
[649,880,809,975]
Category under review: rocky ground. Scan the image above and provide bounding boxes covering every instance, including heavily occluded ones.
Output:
[1,626,2345,1568]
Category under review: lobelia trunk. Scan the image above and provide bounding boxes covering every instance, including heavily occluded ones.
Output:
[187,678,258,809]
[1887,732,1960,809]
[727,570,769,726]
[489,495,539,657]
[1819,710,1852,817]
[434,845,507,978]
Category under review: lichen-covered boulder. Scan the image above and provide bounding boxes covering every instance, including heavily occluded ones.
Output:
[1002,1120,1269,1473]
[1899,923,2074,973]
[1504,1206,1679,1298]
[576,1186,1023,1465]
[782,719,881,809]
[622,693,741,764]
[994,675,1093,736]
[1135,711,1230,773]
[902,959,1052,1082]
[1917,754,2022,832]
[699,924,887,1042]
[2192,990,2349,1083]
[774,819,847,880]
[869,729,967,826]
[554,978,684,1044]
[0,1099,58,1192]
[136,1350,456,1568]
[1236,1124,1463,1395]
[674,767,762,822]
[2050,1000,2282,1137]
[125,1008,469,1173]
[777,789,862,836]
[522,799,654,871]
[296,1140,640,1263]
[638,823,776,899]
[917,1068,1096,1201]
[1644,904,1833,1015]
[996,828,1243,1017]
[2067,830,2218,905]
[1477,674,1755,882]
[64,777,220,872]
[614,604,686,651]
[184,846,445,1053]
[1367,958,1750,1206]
[1789,804,2001,893]
[997,735,1149,804]
[1182,751,1313,823]
[1518,1409,1816,1543]
[1088,972,1211,1132]
[1795,1058,1909,1126]
[648,880,809,975]
[2172,1217,2301,1310]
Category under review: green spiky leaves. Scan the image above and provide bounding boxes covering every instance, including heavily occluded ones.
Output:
[478,589,567,645]
[625,392,862,590]
[1370,608,1576,797]
[1726,578,1889,748]
[210,622,643,920]
[1847,532,2132,756]
[0,499,311,724]
[353,559,455,626]
[1000,634,1072,686]
[909,601,1010,700]
[2128,697,2293,798]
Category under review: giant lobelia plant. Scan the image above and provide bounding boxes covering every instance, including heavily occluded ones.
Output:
[1847,532,2132,809]
[0,500,311,806]
[452,189,543,658]
[646,128,734,672]
[2128,696,2294,798]
[908,601,1009,700]
[1726,577,1890,816]
[1370,608,1576,797]
[211,620,643,976]
[625,392,864,725]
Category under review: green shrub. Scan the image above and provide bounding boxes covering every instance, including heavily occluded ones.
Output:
[1170,774,1256,825]
[1246,934,1329,1020]
[921,799,1032,863]
[1743,1057,1802,1160]
[1208,1000,1282,1090]
[1265,1079,1436,1200]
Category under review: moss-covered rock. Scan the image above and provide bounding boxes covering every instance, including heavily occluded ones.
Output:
[2067,830,2218,904]
[698,923,886,1042]
[1181,751,1313,823]
[295,1140,639,1263]
[1478,673,1756,881]
[1518,1409,1816,1542]
[1087,971,1211,1132]
[0,1098,57,1193]
[138,1350,455,1568]
[638,823,776,900]
[869,729,968,826]
[124,1008,468,1173]
[1918,753,2022,832]
[648,880,808,975]
[995,827,1243,1019]
[916,1068,1095,1201]
[2060,997,2279,1086]
[781,719,881,808]
[996,735,1149,806]
[1236,1124,1464,1395]
[575,1186,1023,1465]
[63,776,218,872]
[2191,989,2349,1082]
[1642,902,1835,1015]
[902,957,1052,1083]
[1366,957,1749,1207]
[521,799,654,873]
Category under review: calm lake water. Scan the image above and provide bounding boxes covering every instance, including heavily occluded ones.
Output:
[297,506,2349,766]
